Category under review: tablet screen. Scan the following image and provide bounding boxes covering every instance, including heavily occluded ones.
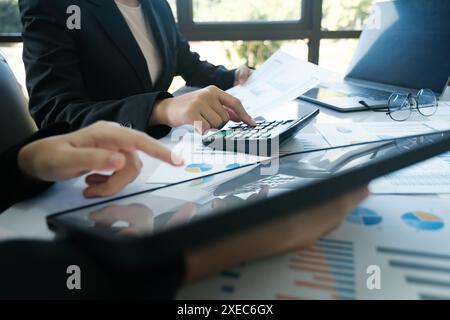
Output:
[49,131,450,240]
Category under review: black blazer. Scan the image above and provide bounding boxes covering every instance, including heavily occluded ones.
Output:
[20,0,236,137]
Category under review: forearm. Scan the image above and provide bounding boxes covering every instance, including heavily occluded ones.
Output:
[0,123,71,212]
[31,92,173,138]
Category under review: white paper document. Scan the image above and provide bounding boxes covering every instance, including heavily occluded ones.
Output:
[178,196,450,300]
[370,153,450,194]
[147,134,270,184]
[227,50,332,117]
[315,121,450,147]
[431,101,450,120]
[279,133,331,155]
[315,121,450,194]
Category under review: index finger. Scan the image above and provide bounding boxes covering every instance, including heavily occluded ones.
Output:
[73,124,185,166]
[216,90,256,126]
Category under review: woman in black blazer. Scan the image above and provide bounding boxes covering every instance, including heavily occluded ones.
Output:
[0,122,368,299]
[19,0,256,137]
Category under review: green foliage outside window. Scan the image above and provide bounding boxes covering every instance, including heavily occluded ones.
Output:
[0,0,21,33]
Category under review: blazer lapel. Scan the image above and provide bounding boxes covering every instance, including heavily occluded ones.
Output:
[140,0,171,88]
[87,0,152,91]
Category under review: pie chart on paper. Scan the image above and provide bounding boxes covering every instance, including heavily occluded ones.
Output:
[402,211,444,231]
[190,176,214,187]
[336,126,353,134]
[346,207,383,226]
[226,163,241,170]
[185,163,213,174]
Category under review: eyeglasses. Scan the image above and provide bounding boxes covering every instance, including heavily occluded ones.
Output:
[360,89,439,122]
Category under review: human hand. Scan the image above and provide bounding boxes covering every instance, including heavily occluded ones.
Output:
[234,65,254,86]
[18,121,184,198]
[150,85,256,134]
[185,187,369,283]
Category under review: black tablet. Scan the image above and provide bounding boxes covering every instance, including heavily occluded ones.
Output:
[47,131,450,268]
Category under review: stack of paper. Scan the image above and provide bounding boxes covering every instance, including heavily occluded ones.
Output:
[178,196,450,300]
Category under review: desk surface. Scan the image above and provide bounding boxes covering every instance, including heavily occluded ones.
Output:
[0,99,448,241]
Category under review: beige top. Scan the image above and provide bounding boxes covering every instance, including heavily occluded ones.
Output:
[115,1,162,83]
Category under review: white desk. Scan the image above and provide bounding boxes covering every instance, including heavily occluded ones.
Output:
[0,99,448,241]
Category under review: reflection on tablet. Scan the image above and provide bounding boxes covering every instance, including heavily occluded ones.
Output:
[49,132,449,239]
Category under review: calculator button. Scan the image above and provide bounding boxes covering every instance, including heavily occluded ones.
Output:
[219,130,233,137]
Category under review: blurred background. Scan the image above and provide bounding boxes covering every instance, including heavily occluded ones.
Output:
[0,0,378,94]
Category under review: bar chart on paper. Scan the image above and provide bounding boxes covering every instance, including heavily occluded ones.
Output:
[276,239,356,300]
[177,196,450,300]
[378,246,450,300]
[177,239,358,300]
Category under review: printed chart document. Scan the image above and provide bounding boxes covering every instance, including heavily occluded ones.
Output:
[434,101,450,117]
[370,153,450,194]
[279,133,331,155]
[315,121,450,147]
[147,131,331,185]
[227,50,332,117]
[315,121,450,194]
[147,134,270,184]
[178,196,450,300]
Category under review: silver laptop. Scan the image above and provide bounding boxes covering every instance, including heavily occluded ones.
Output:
[301,0,450,112]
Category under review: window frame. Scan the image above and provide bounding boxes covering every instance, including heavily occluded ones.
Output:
[175,0,361,64]
[0,0,362,64]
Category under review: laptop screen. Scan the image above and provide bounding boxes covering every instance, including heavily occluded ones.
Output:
[346,0,450,94]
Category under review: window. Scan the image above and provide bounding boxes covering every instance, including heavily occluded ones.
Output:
[322,0,375,31]
[0,0,21,35]
[192,0,303,23]
[1,0,377,80]
[170,0,375,67]
[0,0,23,88]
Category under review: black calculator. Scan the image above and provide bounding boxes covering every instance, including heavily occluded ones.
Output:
[202,107,320,156]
